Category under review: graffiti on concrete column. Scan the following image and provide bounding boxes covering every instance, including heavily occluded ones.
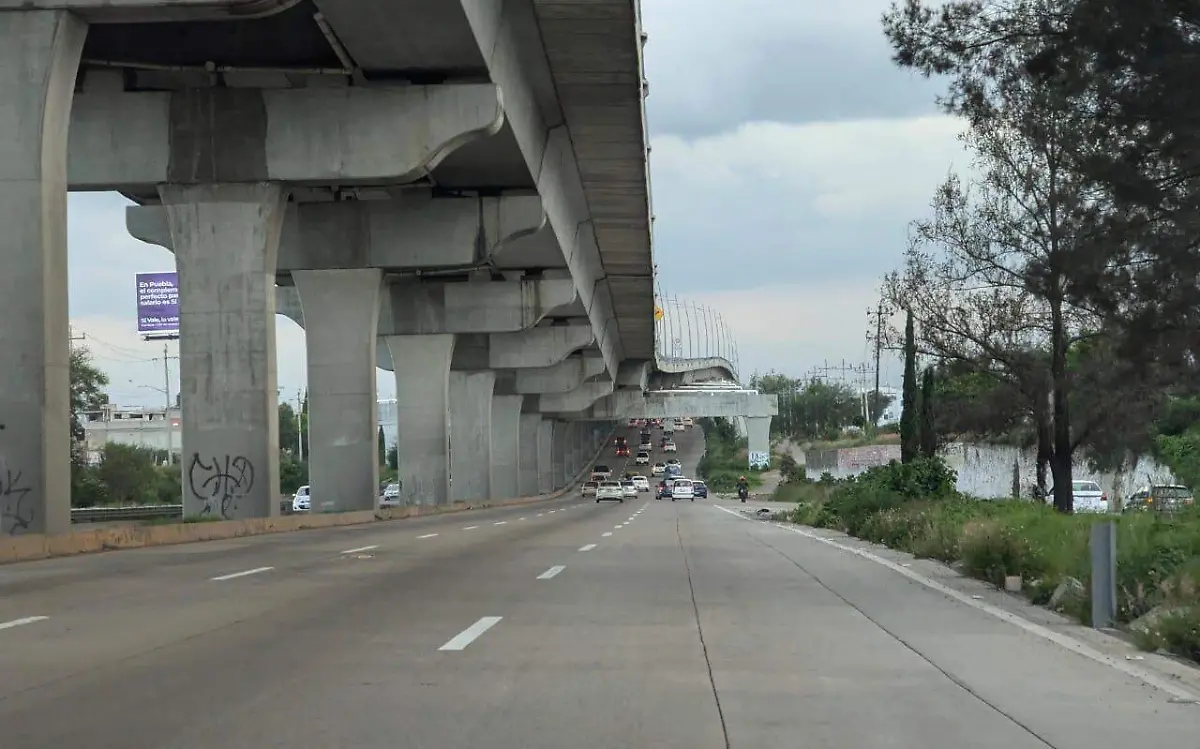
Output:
[748,451,770,470]
[0,461,34,535]
[187,453,255,519]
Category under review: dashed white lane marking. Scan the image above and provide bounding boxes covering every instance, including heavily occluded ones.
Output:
[417,533,438,539]
[537,565,566,580]
[579,543,597,552]
[0,616,48,631]
[340,544,379,554]
[211,566,274,581]
[614,525,622,530]
[438,616,503,652]
[519,517,527,521]
[463,525,479,531]
[537,513,544,517]
[494,521,507,525]
[602,532,613,537]
[711,504,1200,702]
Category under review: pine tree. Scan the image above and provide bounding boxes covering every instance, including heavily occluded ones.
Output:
[900,311,919,463]
[919,366,937,459]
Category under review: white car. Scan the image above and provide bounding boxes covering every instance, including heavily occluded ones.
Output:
[379,483,401,508]
[620,479,638,498]
[1049,480,1108,513]
[651,462,666,476]
[635,451,650,465]
[671,478,695,501]
[581,481,598,497]
[292,485,311,512]
[593,464,613,480]
[663,441,677,453]
[596,480,624,503]
[632,475,651,492]
[639,441,653,452]
[681,418,694,428]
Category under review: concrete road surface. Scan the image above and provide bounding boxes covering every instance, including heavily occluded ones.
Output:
[1,425,1197,748]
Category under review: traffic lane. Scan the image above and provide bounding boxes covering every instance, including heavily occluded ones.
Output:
[0,496,626,698]
[701,508,1200,747]
[0,495,660,749]
[0,479,598,600]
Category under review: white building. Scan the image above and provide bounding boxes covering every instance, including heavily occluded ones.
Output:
[81,404,180,464]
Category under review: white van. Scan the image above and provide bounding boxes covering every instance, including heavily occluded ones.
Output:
[671,478,695,501]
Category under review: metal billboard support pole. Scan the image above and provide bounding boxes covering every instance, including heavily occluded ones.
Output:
[1090,521,1117,629]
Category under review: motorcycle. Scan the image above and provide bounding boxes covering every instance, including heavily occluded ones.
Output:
[737,486,748,502]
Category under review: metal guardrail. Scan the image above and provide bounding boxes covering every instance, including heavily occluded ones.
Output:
[71,504,183,523]
[71,498,297,523]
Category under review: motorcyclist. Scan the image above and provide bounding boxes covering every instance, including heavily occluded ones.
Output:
[736,475,749,502]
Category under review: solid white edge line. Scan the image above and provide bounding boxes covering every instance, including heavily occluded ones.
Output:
[417,533,438,539]
[0,616,49,631]
[537,565,566,580]
[438,616,503,651]
[711,504,1200,702]
[579,543,597,551]
[211,566,274,581]
[340,544,379,554]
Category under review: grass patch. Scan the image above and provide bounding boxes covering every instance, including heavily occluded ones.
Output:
[774,457,1200,663]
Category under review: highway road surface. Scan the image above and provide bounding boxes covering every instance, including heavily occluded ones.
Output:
[1,426,1198,748]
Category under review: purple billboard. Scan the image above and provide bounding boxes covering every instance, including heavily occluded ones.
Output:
[136,272,180,336]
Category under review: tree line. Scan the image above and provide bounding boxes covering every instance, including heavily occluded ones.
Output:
[875,0,1200,513]
[750,372,896,442]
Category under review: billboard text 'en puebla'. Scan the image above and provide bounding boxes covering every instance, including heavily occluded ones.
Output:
[136,272,179,337]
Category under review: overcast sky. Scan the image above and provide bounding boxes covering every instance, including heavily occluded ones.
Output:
[70,0,968,408]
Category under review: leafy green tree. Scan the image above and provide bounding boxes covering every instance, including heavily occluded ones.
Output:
[900,311,919,463]
[377,426,386,466]
[94,443,160,505]
[386,444,398,471]
[70,345,109,447]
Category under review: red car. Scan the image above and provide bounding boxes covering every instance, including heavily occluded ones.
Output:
[615,445,630,457]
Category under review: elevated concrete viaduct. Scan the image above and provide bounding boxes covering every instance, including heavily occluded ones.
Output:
[0,1,769,536]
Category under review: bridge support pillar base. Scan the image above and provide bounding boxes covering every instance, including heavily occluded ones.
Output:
[385,334,454,506]
[0,10,86,535]
[746,416,772,470]
[551,420,569,490]
[293,269,382,513]
[449,371,495,502]
[490,395,522,500]
[518,414,540,496]
[536,420,554,494]
[162,182,286,520]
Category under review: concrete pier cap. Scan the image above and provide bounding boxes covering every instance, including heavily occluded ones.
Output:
[71,85,506,189]
[126,192,547,271]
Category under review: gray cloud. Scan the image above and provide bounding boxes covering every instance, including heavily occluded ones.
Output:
[642,0,944,137]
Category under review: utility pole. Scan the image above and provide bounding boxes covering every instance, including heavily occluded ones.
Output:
[296,389,305,461]
[162,342,173,464]
[871,301,884,436]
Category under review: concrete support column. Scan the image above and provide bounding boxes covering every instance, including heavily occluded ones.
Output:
[449,370,496,502]
[491,395,522,499]
[518,414,540,496]
[551,421,568,489]
[0,10,86,535]
[293,269,382,513]
[536,419,553,494]
[746,416,772,470]
[162,182,286,520]
[386,335,454,506]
